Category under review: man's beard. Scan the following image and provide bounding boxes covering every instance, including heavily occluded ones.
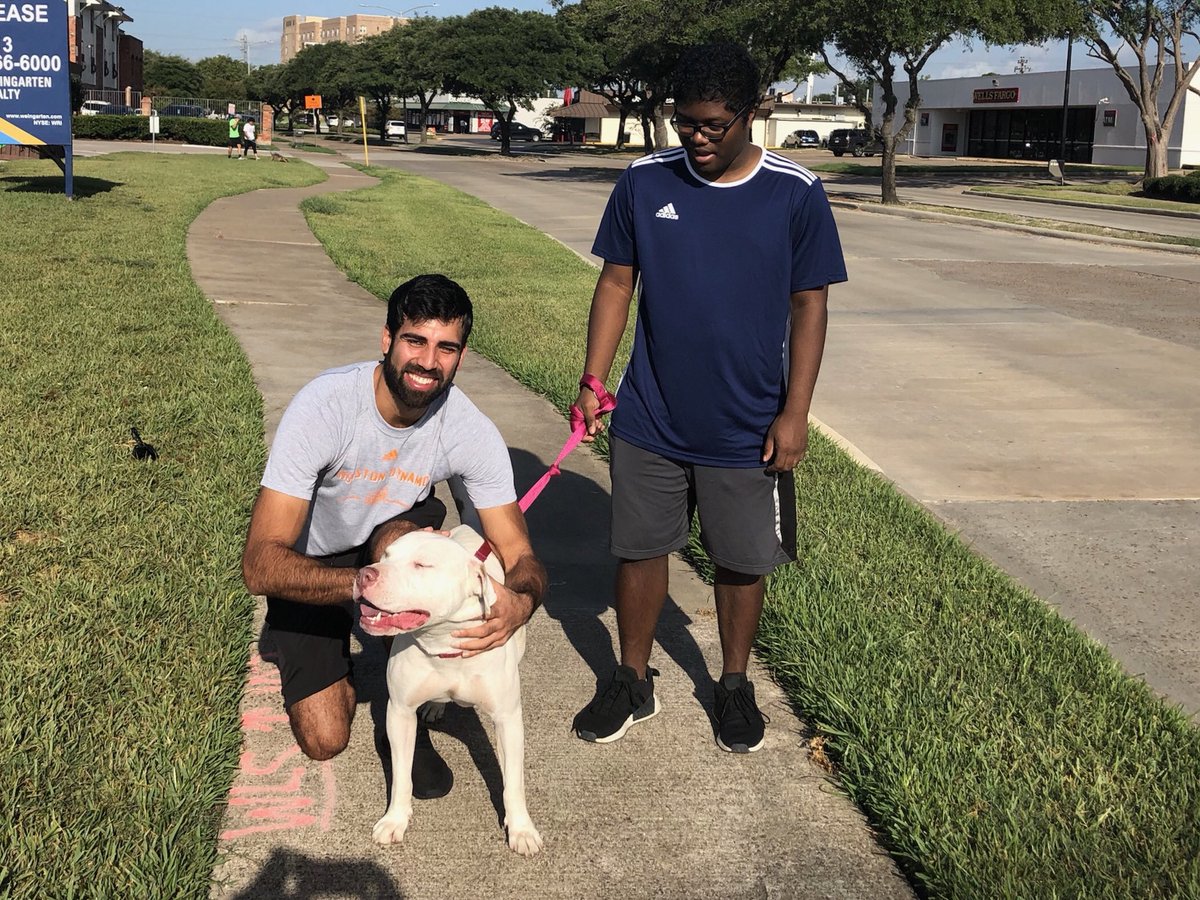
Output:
[382,354,454,412]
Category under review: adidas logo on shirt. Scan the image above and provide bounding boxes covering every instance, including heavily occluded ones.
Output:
[655,202,679,220]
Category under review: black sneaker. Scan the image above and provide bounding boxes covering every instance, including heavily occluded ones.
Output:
[713,673,769,753]
[573,665,660,743]
[411,723,453,800]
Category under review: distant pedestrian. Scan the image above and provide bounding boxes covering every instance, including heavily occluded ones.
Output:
[241,116,259,160]
[227,113,242,158]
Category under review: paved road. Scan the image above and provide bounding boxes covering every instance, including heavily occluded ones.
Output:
[368,147,1200,716]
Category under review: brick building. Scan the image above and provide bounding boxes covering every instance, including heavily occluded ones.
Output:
[68,0,142,100]
[280,14,403,64]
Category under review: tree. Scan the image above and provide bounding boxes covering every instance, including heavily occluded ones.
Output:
[196,55,247,101]
[143,51,202,98]
[440,8,588,155]
[777,54,829,99]
[560,0,825,151]
[554,0,659,149]
[314,42,361,130]
[817,0,1077,203]
[1077,0,1200,178]
[284,43,351,134]
[352,32,403,142]
[389,18,451,144]
[245,64,295,131]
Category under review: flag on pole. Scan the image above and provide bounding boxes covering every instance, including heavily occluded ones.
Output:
[563,87,575,106]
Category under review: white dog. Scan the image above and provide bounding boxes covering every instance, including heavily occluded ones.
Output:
[354,525,542,856]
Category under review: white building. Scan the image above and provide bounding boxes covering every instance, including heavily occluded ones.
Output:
[876,66,1200,168]
[546,91,865,147]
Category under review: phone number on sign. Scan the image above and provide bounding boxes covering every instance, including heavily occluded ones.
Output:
[0,54,62,72]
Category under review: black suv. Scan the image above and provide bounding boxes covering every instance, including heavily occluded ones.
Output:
[827,128,884,157]
[490,121,543,142]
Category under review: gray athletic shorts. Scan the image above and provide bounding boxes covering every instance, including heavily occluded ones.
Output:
[609,435,797,576]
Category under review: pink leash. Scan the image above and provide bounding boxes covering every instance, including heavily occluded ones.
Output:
[475,374,616,562]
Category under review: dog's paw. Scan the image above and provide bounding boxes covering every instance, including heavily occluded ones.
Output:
[372,811,412,845]
[506,819,543,856]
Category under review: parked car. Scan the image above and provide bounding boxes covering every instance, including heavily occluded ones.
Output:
[80,100,111,115]
[827,128,884,157]
[159,104,207,118]
[328,114,360,128]
[781,129,820,149]
[385,120,407,138]
[490,121,544,142]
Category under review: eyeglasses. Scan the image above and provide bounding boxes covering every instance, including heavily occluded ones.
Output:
[670,103,752,141]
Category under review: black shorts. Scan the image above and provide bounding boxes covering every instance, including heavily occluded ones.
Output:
[228,137,241,148]
[609,436,797,575]
[264,495,447,709]
[242,139,257,152]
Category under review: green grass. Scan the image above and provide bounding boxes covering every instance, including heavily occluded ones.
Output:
[900,202,1200,250]
[810,161,1140,177]
[303,166,1200,899]
[278,140,338,154]
[0,152,325,899]
[966,183,1200,215]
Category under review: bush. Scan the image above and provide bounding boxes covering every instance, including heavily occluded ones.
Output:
[71,114,144,141]
[1142,171,1200,203]
[71,114,229,147]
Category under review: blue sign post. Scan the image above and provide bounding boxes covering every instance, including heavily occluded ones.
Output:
[0,1,73,196]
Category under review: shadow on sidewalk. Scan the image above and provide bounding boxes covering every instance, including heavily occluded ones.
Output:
[226,847,403,899]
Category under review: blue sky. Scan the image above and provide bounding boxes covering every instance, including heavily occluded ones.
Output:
[122,1,1107,87]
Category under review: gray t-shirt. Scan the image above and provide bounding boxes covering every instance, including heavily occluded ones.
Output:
[262,360,516,557]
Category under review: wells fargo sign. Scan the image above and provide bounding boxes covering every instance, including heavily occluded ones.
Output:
[973,87,1020,104]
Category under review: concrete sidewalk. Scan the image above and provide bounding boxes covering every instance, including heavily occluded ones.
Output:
[191,151,912,898]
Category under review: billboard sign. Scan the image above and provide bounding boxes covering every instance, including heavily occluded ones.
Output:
[0,1,72,146]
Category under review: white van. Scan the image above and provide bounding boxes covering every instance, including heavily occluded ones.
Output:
[385,120,406,139]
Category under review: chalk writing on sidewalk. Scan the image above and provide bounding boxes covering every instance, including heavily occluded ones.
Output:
[219,649,337,841]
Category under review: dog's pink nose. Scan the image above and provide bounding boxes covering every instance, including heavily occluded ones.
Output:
[356,566,379,592]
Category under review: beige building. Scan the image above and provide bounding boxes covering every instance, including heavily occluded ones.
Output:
[280,14,404,63]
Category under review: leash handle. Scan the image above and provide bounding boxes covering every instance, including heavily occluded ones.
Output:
[473,376,617,562]
[571,373,617,430]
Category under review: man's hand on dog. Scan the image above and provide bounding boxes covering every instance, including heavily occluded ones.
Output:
[452,580,534,657]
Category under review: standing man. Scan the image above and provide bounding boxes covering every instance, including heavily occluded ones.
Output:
[226,112,241,159]
[571,44,846,753]
[243,274,547,794]
[240,115,259,160]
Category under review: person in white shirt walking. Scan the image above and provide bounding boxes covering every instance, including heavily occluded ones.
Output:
[240,116,259,159]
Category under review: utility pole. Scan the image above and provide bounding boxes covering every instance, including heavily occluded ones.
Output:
[241,34,250,74]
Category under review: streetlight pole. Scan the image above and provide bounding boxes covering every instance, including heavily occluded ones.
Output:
[1059,31,1072,163]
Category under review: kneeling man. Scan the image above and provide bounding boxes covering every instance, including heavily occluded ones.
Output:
[242,273,547,794]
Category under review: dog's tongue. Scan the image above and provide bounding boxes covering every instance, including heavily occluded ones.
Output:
[359,602,429,630]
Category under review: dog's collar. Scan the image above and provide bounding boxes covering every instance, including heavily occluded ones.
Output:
[437,652,463,659]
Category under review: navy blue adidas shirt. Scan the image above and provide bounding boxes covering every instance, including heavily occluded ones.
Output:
[592,147,848,467]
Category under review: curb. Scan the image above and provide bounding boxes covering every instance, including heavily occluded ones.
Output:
[826,193,1200,255]
[965,187,1200,221]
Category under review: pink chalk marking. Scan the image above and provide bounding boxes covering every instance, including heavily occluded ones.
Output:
[239,746,301,777]
[242,707,290,732]
[231,766,307,796]
[220,798,319,841]
[228,795,315,812]
[219,641,339,842]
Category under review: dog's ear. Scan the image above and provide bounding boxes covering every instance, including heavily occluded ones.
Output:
[471,558,499,613]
